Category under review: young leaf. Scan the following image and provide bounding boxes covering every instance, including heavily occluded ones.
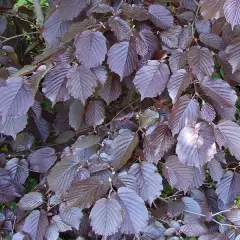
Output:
[90,198,123,237]
[201,103,216,122]
[107,41,138,80]
[187,46,214,78]
[18,192,43,211]
[42,63,70,106]
[22,210,48,240]
[176,122,217,168]
[107,129,139,171]
[108,16,131,42]
[167,69,193,104]
[0,77,34,122]
[75,31,107,68]
[116,187,148,234]
[66,66,98,104]
[85,100,106,128]
[199,77,237,108]
[128,162,163,205]
[169,95,200,136]
[100,76,122,105]
[163,155,194,192]
[216,171,240,205]
[148,4,174,30]
[5,158,29,184]
[28,147,57,173]
[64,176,109,208]
[133,60,170,100]
[47,155,80,193]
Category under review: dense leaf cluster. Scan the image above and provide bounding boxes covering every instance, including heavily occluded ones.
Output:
[1,0,240,239]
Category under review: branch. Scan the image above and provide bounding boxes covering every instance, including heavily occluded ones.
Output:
[33,0,44,27]
[1,32,40,44]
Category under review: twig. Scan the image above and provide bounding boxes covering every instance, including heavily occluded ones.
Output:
[33,0,44,27]
[1,32,40,44]
[212,209,231,217]
[212,219,237,229]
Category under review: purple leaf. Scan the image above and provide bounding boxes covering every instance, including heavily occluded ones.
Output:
[47,155,79,193]
[18,192,43,211]
[216,171,240,205]
[195,19,211,34]
[0,114,28,139]
[148,4,174,30]
[215,120,240,160]
[180,222,208,237]
[207,159,223,183]
[179,0,197,11]
[56,0,88,21]
[226,38,240,73]
[29,116,49,143]
[0,77,34,122]
[122,3,149,21]
[139,109,159,128]
[201,103,216,122]
[143,122,175,164]
[42,63,71,106]
[100,75,122,105]
[199,33,225,50]
[200,0,225,20]
[160,26,182,49]
[128,162,163,205]
[167,69,193,104]
[85,100,106,128]
[43,10,72,47]
[91,66,108,85]
[66,66,98,104]
[11,132,34,152]
[59,203,83,229]
[107,41,138,80]
[176,122,217,168]
[116,187,148,234]
[169,95,200,136]
[28,147,57,173]
[69,99,84,130]
[64,176,109,208]
[52,215,71,232]
[88,3,114,15]
[75,30,107,68]
[108,16,131,42]
[224,0,240,29]
[163,155,194,192]
[5,158,29,184]
[113,172,137,191]
[226,209,240,226]
[187,46,214,78]
[179,26,193,50]
[199,77,237,108]
[22,210,48,240]
[169,49,187,73]
[107,129,139,171]
[133,60,170,100]
[90,198,123,237]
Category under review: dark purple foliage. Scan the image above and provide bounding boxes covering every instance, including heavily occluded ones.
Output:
[1,0,240,239]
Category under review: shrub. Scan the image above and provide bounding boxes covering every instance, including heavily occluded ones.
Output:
[0,0,240,239]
